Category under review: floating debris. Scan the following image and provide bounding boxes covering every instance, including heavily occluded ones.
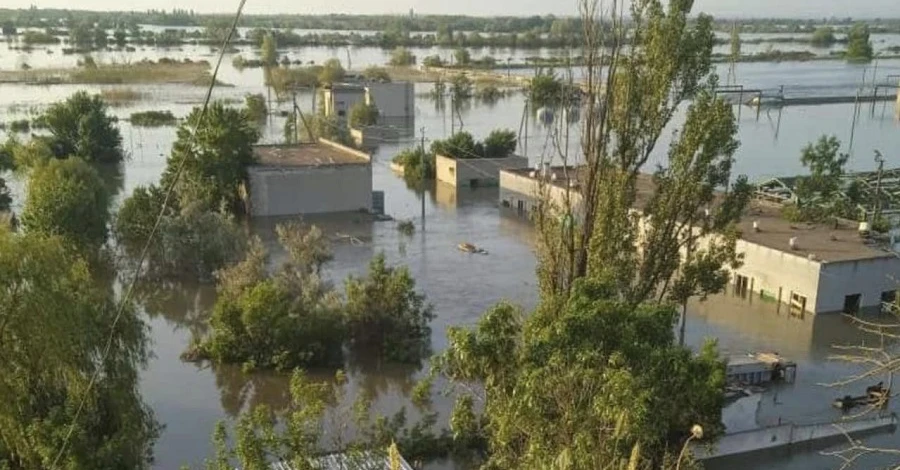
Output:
[458,242,488,255]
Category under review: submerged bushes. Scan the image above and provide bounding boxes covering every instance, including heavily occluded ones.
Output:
[130,110,177,127]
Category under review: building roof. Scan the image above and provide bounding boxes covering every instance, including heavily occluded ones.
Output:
[502,166,896,264]
[252,142,369,168]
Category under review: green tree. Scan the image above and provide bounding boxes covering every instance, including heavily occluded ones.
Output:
[349,101,379,128]
[93,27,107,48]
[810,26,836,47]
[448,73,472,102]
[482,129,517,158]
[318,58,346,84]
[431,131,477,159]
[422,55,444,67]
[244,93,267,121]
[0,229,159,469]
[392,147,434,185]
[22,157,110,249]
[160,101,260,213]
[527,72,563,107]
[113,28,127,47]
[42,91,124,164]
[197,223,345,370]
[785,135,853,223]
[363,66,391,82]
[389,46,416,66]
[69,22,92,50]
[845,22,873,62]
[345,253,434,363]
[453,48,471,66]
[260,32,277,67]
[730,23,741,61]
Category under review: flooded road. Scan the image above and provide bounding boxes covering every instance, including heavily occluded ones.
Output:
[2,39,900,469]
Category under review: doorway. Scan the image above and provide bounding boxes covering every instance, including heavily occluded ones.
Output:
[843,294,861,316]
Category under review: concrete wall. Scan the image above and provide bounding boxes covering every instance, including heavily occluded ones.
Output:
[730,240,823,315]
[366,82,414,119]
[436,154,530,187]
[499,170,583,215]
[324,88,366,120]
[247,164,372,216]
[816,257,900,313]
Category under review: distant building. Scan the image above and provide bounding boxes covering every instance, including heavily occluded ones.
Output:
[436,153,530,188]
[322,83,367,121]
[499,165,900,316]
[247,140,372,216]
[323,82,415,128]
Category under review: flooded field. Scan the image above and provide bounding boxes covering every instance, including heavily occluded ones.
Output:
[2,38,900,469]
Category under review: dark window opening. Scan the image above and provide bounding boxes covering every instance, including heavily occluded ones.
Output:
[843,293,861,315]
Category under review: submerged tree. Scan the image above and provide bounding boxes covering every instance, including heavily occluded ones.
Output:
[783,135,858,224]
[41,91,124,164]
[845,22,873,62]
[0,229,159,469]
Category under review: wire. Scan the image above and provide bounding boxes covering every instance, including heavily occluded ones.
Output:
[48,0,249,467]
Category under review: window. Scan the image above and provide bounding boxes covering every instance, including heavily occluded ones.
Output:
[735,274,750,299]
[790,292,807,318]
[843,294,861,316]
[517,200,525,214]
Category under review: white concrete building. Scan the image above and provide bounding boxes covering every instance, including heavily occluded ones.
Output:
[365,82,415,125]
[499,166,900,315]
[322,84,366,121]
[436,153,530,188]
[247,140,372,216]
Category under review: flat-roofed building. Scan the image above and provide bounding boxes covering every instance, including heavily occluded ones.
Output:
[499,166,900,315]
[247,140,372,216]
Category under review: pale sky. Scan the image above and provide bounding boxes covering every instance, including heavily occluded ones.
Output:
[2,0,899,19]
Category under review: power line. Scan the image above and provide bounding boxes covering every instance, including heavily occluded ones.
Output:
[48,0,249,467]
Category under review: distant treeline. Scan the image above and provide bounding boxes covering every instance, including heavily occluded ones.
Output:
[3,8,900,36]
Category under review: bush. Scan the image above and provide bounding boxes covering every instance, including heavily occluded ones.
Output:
[422,55,444,68]
[528,72,563,108]
[810,27,836,47]
[482,129,517,158]
[349,101,379,128]
[453,48,471,66]
[431,131,478,159]
[345,253,434,363]
[475,85,502,103]
[318,58,346,84]
[8,119,30,133]
[244,93,267,121]
[393,147,434,183]
[363,66,391,82]
[389,47,417,66]
[129,110,177,127]
[449,74,473,101]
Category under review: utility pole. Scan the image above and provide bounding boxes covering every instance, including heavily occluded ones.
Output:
[420,126,427,231]
[874,150,885,225]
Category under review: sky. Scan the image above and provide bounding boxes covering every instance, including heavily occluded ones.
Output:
[2,0,900,19]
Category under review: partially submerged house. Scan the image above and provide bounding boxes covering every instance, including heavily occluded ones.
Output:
[435,153,530,188]
[322,82,415,126]
[247,139,372,216]
[499,165,900,315]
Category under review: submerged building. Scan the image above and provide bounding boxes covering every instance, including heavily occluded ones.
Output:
[499,165,900,316]
[247,140,372,216]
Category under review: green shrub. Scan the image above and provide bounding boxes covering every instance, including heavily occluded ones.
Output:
[482,129,517,158]
[129,110,177,127]
[422,55,444,67]
[389,47,417,66]
[244,93,267,121]
[349,101,379,128]
[393,147,434,183]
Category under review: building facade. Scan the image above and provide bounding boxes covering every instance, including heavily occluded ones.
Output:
[247,140,372,216]
[436,154,530,188]
[499,167,900,315]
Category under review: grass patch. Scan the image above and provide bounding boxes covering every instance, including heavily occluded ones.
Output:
[129,111,178,127]
[100,88,144,106]
[0,60,223,86]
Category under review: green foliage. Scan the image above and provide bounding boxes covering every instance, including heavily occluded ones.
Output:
[389,46,416,66]
[392,147,434,184]
[160,101,260,213]
[449,73,472,101]
[349,101,379,128]
[845,22,873,62]
[260,33,277,67]
[0,178,10,212]
[22,30,59,45]
[474,84,502,103]
[198,224,344,370]
[93,27,108,48]
[69,22,93,50]
[313,114,353,147]
[0,229,159,469]
[243,93,267,121]
[811,26,836,47]
[481,129,517,158]
[8,119,30,133]
[528,72,563,107]
[422,55,444,67]
[130,110,177,127]
[362,66,391,82]
[345,253,434,363]
[41,91,124,163]
[438,279,726,468]
[431,131,477,159]
[114,184,168,249]
[318,58,346,84]
[453,48,471,66]
[22,157,110,249]
[113,28,127,47]
[789,135,855,223]
[397,220,415,236]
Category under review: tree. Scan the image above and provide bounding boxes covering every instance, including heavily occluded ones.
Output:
[811,26,836,47]
[453,48,471,66]
[160,101,260,213]
[42,91,124,164]
[482,129,517,158]
[113,28,127,47]
[527,72,563,108]
[196,224,345,371]
[422,55,444,67]
[431,131,477,159]
[392,147,434,185]
[437,279,725,469]
[349,101,379,128]
[785,135,853,223]
[93,27,107,48]
[845,22,873,62]
[244,93,267,121]
[318,58,346,84]
[69,22,92,50]
[345,253,434,363]
[389,46,416,66]
[260,33,277,67]
[448,73,472,102]
[363,66,391,82]
[22,157,110,249]
[0,229,159,469]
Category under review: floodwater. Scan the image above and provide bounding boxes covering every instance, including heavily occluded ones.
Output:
[2,38,900,469]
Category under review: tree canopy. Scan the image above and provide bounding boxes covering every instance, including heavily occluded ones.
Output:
[845,22,873,62]
[41,91,124,164]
